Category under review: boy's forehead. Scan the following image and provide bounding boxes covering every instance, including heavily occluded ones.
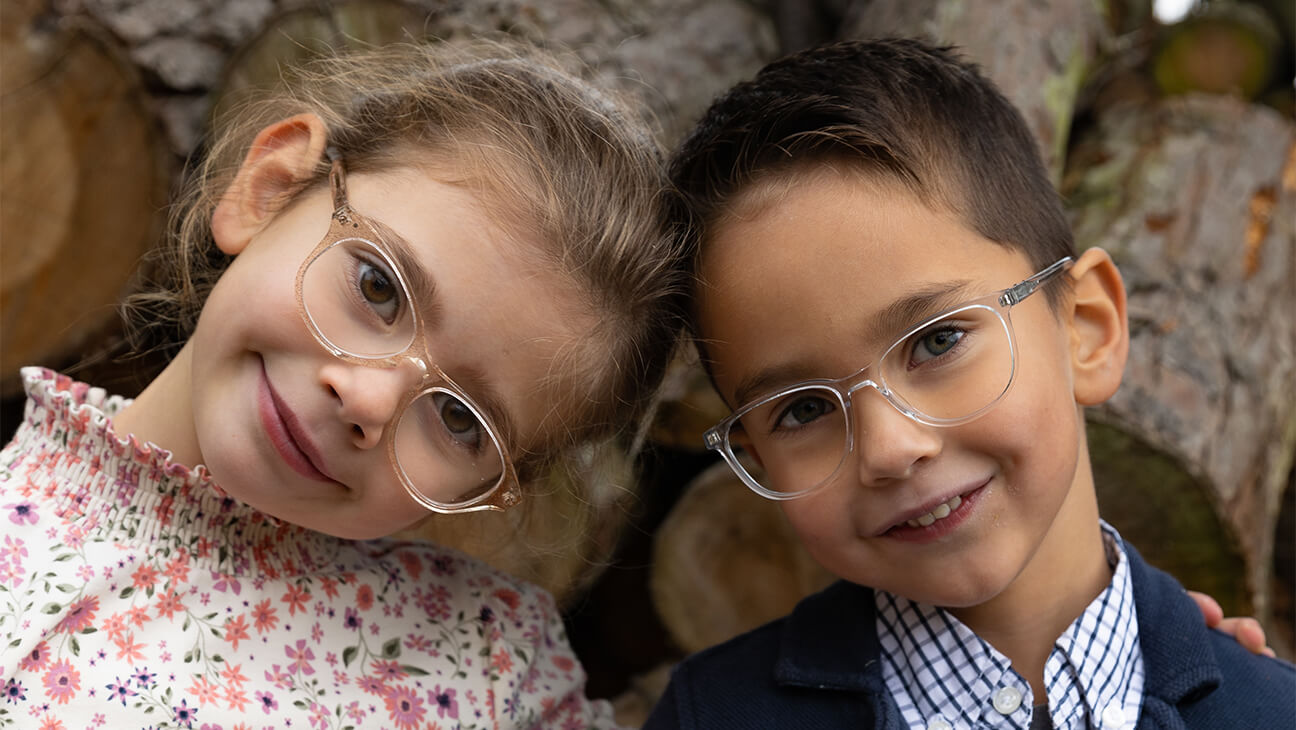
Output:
[701,169,944,286]
[696,171,1033,386]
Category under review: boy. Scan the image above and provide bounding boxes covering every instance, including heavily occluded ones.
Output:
[646,38,1293,729]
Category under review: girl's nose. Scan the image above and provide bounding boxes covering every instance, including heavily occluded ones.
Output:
[848,387,942,486]
[320,358,425,449]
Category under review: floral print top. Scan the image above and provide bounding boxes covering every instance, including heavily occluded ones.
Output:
[0,368,621,730]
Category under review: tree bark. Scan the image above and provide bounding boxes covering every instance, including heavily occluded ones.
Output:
[650,460,834,655]
[839,0,1107,180]
[1065,93,1296,628]
[0,8,169,397]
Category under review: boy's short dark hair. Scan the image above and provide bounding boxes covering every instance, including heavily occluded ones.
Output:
[670,37,1075,312]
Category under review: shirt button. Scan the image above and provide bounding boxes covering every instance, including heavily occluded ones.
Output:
[926,719,952,730]
[1102,704,1128,728]
[992,686,1023,715]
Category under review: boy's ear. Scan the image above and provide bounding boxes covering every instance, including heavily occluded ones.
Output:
[210,113,329,256]
[1066,247,1129,406]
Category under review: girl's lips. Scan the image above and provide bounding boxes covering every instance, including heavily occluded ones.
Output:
[878,478,990,543]
[257,366,335,483]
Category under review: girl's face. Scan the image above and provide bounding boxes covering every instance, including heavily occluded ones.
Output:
[182,166,593,539]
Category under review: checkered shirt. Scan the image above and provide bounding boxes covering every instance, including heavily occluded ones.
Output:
[876,522,1145,730]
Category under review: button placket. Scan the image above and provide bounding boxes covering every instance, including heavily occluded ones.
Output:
[992,686,1023,715]
[1101,703,1129,729]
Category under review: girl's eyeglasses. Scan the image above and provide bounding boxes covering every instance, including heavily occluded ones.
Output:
[294,150,521,514]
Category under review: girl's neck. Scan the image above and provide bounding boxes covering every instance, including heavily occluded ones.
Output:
[947,462,1112,700]
[111,342,202,467]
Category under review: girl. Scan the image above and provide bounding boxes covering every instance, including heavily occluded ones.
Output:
[0,41,685,729]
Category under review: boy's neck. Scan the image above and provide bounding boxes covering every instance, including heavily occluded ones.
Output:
[946,456,1112,701]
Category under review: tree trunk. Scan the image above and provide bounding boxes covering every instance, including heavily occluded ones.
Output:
[0,6,169,397]
[839,0,1107,180]
[3,0,1293,710]
[651,460,834,656]
[1065,93,1296,628]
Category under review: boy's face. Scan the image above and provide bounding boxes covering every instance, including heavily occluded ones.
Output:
[696,170,1097,608]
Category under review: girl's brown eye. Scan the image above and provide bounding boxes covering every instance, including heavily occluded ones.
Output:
[441,399,477,434]
[351,256,402,326]
[425,392,486,454]
[360,266,396,305]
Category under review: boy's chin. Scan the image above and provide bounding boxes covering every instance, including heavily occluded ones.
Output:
[863,568,1015,610]
[895,586,1006,610]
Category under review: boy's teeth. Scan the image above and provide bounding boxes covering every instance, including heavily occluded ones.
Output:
[905,494,963,528]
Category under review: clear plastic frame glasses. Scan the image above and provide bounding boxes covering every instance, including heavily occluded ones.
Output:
[703,257,1074,501]
[294,150,520,514]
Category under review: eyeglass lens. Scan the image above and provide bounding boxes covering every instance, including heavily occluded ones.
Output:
[727,304,1013,496]
[300,237,506,506]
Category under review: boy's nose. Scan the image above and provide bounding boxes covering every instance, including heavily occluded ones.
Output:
[848,387,941,486]
[321,357,425,450]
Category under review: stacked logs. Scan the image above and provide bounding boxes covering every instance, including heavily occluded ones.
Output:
[1,2,1292,723]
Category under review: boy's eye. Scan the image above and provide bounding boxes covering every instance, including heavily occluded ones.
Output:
[911,327,964,363]
[773,394,837,431]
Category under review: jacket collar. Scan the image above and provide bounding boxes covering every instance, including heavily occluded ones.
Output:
[774,580,887,693]
[771,541,1223,729]
[1122,542,1222,728]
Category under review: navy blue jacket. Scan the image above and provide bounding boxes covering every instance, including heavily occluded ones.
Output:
[643,543,1295,729]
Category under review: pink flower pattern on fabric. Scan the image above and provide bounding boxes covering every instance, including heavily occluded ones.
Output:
[0,368,621,729]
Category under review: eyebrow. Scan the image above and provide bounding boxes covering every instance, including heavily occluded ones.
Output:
[727,279,977,409]
[873,280,977,345]
[731,361,825,410]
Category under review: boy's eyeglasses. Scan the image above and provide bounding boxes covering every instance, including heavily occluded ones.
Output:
[294,150,521,514]
[703,258,1074,501]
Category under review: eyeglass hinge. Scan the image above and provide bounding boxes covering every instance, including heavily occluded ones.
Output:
[999,281,1036,308]
[333,207,357,227]
[703,430,723,449]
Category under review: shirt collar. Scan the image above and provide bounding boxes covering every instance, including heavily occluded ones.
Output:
[875,521,1144,729]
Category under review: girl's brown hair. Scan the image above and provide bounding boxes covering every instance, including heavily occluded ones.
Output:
[126,40,689,598]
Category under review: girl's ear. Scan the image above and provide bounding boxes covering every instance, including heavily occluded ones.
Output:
[211,113,330,256]
[1066,247,1129,406]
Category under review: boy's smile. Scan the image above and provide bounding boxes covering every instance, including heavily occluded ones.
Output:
[697,168,1107,612]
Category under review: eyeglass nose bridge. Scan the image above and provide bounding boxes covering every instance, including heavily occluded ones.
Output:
[401,354,431,378]
[841,366,904,413]
[356,349,430,377]
[839,372,924,438]
[386,354,436,402]
[843,376,884,399]
[348,355,432,421]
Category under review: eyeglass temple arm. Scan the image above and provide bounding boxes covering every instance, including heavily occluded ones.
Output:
[998,257,1075,308]
[325,146,348,213]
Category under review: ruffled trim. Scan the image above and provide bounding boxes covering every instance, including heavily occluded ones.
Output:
[8,367,340,576]
[18,367,216,489]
